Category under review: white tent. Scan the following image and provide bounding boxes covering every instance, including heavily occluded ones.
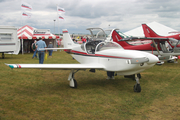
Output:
[124,21,177,37]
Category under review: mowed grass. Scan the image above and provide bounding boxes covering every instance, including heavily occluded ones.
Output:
[0,51,180,120]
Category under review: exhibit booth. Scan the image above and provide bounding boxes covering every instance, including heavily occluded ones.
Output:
[18,25,59,53]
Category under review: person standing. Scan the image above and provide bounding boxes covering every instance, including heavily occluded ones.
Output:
[32,40,37,59]
[82,37,86,43]
[48,42,53,58]
[36,38,47,64]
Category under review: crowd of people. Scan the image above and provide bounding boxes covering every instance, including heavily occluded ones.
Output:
[72,36,90,44]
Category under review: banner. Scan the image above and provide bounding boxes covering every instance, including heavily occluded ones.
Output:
[21,1,32,11]
[33,29,51,35]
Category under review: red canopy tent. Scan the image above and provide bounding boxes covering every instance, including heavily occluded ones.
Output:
[18,25,59,39]
[18,25,59,53]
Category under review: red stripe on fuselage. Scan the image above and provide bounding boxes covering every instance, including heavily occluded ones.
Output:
[71,50,131,59]
[95,54,131,59]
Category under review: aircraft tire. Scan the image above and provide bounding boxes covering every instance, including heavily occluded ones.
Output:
[73,79,77,88]
[134,84,141,92]
[70,79,77,88]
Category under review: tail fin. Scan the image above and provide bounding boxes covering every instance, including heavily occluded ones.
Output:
[62,29,76,48]
[142,24,161,37]
[111,30,130,47]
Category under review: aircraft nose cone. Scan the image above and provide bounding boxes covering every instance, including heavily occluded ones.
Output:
[147,54,159,64]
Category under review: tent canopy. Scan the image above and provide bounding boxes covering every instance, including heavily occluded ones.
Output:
[18,25,59,39]
[124,21,177,37]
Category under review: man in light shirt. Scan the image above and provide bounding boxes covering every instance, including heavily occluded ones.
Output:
[36,38,47,64]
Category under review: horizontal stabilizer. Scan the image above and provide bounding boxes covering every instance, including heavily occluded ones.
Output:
[158,56,170,60]
[127,57,149,64]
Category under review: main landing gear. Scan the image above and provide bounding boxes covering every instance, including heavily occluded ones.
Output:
[68,70,78,88]
[133,74,141,92]
[124,73,141,92]
[68,70,141,92]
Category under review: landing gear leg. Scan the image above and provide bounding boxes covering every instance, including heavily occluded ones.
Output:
[133,74,141,92]
[68,70,78,88]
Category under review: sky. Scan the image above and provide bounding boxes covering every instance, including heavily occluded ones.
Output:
[1,0,180,34]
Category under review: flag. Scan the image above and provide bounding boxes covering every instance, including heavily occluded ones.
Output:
[57,6,65,13]
[58,15,64,20]
[21,1,32,11]
[22,11,32,18]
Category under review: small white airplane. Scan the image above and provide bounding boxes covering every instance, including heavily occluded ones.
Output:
[5,29,159,92]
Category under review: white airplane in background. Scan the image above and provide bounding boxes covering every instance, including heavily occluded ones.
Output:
[5,29,159,92]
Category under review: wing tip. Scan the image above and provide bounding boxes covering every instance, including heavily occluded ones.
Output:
[9,65,15,69]
[5,63,15,69]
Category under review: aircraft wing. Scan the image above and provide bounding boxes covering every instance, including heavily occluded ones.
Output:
[5,63,105,70]
[5,57,151,70]
[119,37,170,41]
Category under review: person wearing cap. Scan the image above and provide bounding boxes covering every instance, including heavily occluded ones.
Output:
[36,38,47,64]
[47,41,54,58]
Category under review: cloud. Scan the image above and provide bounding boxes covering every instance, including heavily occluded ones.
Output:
[1,0,180,34]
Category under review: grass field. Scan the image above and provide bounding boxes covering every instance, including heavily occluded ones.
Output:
[0,51,180,120]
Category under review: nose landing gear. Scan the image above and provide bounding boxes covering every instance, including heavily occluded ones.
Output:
[133,74,141,92]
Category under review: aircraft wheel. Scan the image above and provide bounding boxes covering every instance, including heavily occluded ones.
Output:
[70,79,77,88]
[134,84,141,92]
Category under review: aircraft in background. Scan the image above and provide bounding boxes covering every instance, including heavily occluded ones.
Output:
[142,23,180,54]
[110,29,180,64]
[5,28,159,93]
[142,24,180,40]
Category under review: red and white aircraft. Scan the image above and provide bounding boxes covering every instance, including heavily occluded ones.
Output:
[5,29,159,92]
[110,28,180,63]
[142,24,180,40]
[142,23,180,54]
